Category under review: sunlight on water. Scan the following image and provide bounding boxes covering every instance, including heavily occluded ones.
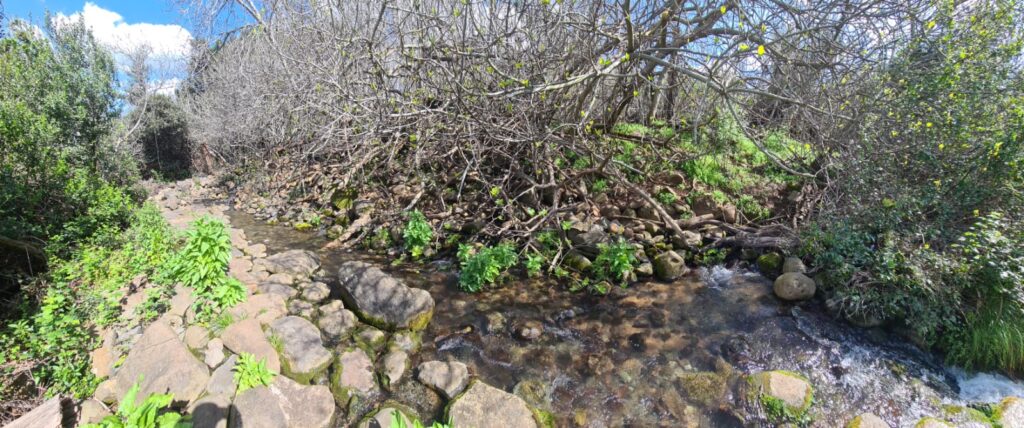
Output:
[953,368,1024,403]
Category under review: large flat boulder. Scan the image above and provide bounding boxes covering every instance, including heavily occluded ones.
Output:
[267,316,332,383]
[228,293,287,326]
[447,380,538,428]
[337,261,434,331]
[221,318,281,373]
[331,348,378,406]
[417,360,469,399]
[262,250,320,277]
[111,321,209,406]
[231,375,334,428]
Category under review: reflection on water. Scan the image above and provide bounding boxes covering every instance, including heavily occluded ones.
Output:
[228,210,1024,427]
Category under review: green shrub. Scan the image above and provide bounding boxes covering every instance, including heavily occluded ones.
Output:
[234,352,276,393]
[457,243,518,292]
[391,411,452,428]
[160,217,245,322]
[656,190,677,205]
[84,379,185,428]
[402,210,433,259]
[592,240,637,285]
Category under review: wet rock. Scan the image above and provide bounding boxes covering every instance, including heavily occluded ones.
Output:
[677,371,727,407]
[287,299,316,319]
[382,351,409,388]
[782,257,806,274]
[749,371,813,419]
[331,348,378,405]
[318,307,358,341]
[485,312,507,334]
[337,261,434,331]
[78,399,111,426]
[231,375,334,428]
[756,252,784,278]
[111,321,209,406]
[190,394,230,428]
[268,316,333,384]
[847,413,890,428]
[263,249,320,277]
[359,405,415,428]
[653,250,687,281]
[417,360,469,399]
[221,318,281,373]
[513,379,549,409]
[914,418,953,428]
[773,272,816,301]
[996,397,1024,428]
[447,380,538,428]
[388,331,422,354]
[206,354,238,397]
[227,294,286,323]
[516,320,544,341]
[185,325,211,351]
[356,326,388,354]
[300,282,331,303]
[635,262,654,277]
[204,338,225,368]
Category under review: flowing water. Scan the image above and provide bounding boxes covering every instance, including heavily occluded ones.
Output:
[227,210,1024,427]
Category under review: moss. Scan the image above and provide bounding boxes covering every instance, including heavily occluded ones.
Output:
[993,397,1022,423]
[406,308,433,332]
[358,402,418,427]
[746,371,813,426]
[294,222,313,232]
[677,371,727,407]
[942,404,995,426]
[756,252,784,277]
[531,407,556,428]
[914,417,953,428]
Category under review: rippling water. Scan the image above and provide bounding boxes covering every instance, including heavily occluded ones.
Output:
[227,210,1024,427]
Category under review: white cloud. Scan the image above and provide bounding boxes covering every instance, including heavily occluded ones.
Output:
[55,2,191,59]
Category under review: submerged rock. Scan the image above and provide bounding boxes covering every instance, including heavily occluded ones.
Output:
[417,360,469,399]
[773,272,816,301]
[337,261,434,331]
[268,316,333,384]
[447,380,539,428]
[111,321,209,407]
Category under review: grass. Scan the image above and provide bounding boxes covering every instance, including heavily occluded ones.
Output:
[946,303,1024,375]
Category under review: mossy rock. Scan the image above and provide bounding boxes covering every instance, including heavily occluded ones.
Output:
[941,404,994,427]
[847,413,890,428]
[994,396,1024,426]
[747,370,813,425]
[331,188,358,210]
[756,252,784,278]
[357,401,419,428]
[677,371,727,407]
[914,417,953,428]
[294,222,313,232]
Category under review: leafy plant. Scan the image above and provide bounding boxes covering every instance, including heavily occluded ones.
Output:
[391,410,452,428]
[592,240,638,285]
[159,217,245,322]
[656,190,678,205]
[590,179,608,193]
[234,352,276,393]
[402,210,433,259]
[524,252,545,277]
[457,243,519,292]
[84,379,186,428]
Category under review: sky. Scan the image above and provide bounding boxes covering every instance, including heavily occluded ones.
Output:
[4,0,193,95]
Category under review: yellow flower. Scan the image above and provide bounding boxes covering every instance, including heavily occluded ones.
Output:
[923,243,930,250]
[757,45,766,56]
[739,43,750,51]
[926,122,933,128]
[974,209,980,216]
[720,5,727,14]
[927,21,936,30]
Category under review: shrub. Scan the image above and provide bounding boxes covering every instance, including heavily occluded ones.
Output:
[84,379,185,428]
[402,210,433,259]
[234,352,276,393]
[592,240,637,285]
[457,243,518,292]
[160,217,245,322]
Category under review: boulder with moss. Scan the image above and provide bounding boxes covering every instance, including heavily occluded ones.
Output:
[267,316,333,384]
[447,380,540,428]
[337,261,434,331]
[847,413,890,428]
[747,370,813,424]
[757,252,784,278]
[996,397,1024,428]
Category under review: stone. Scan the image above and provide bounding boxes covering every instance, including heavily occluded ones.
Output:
[94,379,117,404]
[447,380,538,428]
[206,354,238,397]
[914,418,953,428]
[515,320,544,341]
[228,293,287,325]
[563,250,592,272]
[267,316,333,384]
[229,257,254,275]
[388,331,422,354]
[89,332,115,379]
[190,394,231,428]
[756,252,784,278]
[318,308,358,341]
[287,299,316,318]
[257,281,298,299]
[205,338,226,368]
[230,375,335,428]
[111,321,209,406]
[653,250,687,281]
[485,312,507,334]
[847,413,890,428]
[417,360,469,399]
[263,250,320,277]
[356,326,388,353]
[246,243,267,258]
[78,399,111,426]
[382,351,409,388]
[782,257,806,274]
[675,230,702,248]
[635,262,654,277]
[301,282,331,303]
[168,285,195,318]
[997,397,1024,428]
[6,397,63,428]
[221,318,281,373]
[185,325,211,351]
[266,273,295,286]
[359,405,415,428]
[773,272,816,301]
[331,348,378,404]
[749,371,813,417]
[337,261,434,331]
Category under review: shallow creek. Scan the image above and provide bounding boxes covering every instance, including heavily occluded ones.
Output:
[227,210,1024,427]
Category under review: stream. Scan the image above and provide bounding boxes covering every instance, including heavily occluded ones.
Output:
[227,209,1024,427]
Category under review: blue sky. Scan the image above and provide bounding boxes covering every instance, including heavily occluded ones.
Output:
[6,0,185,29]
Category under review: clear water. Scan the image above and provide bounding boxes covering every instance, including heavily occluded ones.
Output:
[227,210,1024,427]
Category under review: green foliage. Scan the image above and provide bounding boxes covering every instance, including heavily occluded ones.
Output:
[590,179,608,193]
[655,190,677,205]
[524,252,545,277]
[457,243,518,292]
[160,217,245,322]
[128,94,192,180]
[402,210,433,259]
[390,410,452,428]
[84,379,186,428]
[591,240,637,285]
[234,352,276,393]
